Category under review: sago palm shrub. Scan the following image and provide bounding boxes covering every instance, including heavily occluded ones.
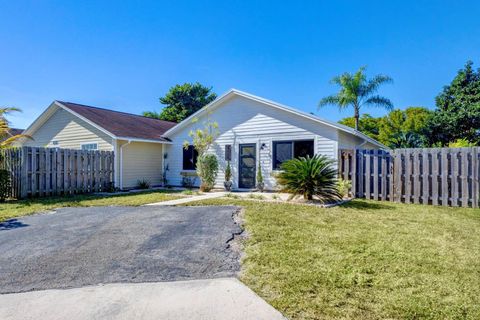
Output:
[275,155,341,202]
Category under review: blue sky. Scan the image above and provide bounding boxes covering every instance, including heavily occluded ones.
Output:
[1,0,479,129]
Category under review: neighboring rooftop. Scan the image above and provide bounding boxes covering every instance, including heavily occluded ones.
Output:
[57,101,176,142]
[7,128,24,136]
[1,128,24,142]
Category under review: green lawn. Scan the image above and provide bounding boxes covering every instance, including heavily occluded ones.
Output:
[184,198,480,320]
[0,190,182,222]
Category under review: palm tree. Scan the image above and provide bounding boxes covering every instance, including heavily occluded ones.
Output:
[319,66,393,131]
[0,107,29,148]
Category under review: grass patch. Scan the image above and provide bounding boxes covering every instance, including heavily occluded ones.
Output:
[183,198,480,319]
[0,190,182,222]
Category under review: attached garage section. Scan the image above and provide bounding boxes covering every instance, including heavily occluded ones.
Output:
[117,141,164,189]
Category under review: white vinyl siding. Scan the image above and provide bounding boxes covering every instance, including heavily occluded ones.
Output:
[165,95,340,190]
[22,108,113,151]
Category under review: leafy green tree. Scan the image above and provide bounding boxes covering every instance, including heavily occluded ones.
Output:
[339,114,380,140]
[143,82,217,123]
[319,66,393,130]
[378,107,432,148]
[448,138,476,147]
[426,61,480,145]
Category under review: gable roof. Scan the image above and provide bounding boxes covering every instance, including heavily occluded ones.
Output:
[164,89,387,149]
[24,101,176,143]
[58,101,176,142]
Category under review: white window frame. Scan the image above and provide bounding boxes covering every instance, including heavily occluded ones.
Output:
[81,142,99,151]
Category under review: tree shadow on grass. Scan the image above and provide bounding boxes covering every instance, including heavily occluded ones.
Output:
[340,200,396,211]
[0,219,29,231]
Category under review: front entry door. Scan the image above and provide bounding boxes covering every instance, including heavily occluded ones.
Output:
[239,144,256,189]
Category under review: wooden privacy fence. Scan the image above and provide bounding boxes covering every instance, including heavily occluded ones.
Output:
[0,147,115,199]
[339,148,480,208]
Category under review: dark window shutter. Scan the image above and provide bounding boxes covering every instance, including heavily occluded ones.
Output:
[225,145,232,161]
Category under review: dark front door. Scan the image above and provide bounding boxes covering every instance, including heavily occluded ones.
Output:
[239,143,256,188]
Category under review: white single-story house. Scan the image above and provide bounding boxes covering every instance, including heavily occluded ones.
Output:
[20,89,385,190]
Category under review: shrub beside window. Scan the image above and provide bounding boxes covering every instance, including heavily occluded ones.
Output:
[196,154,218,192]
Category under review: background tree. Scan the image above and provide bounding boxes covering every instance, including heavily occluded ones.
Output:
[377,107,432,148]
[319,66,393,130]
[338,114,380,141]
[143,82,217,123]
[426,61,480,146]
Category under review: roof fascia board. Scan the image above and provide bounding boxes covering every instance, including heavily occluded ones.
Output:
[115,136,172,144]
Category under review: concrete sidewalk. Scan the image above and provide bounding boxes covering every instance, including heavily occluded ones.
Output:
[0,278,285,320]
[145,192,227,206]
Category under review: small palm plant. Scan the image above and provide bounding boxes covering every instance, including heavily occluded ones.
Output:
[276,155,341,202]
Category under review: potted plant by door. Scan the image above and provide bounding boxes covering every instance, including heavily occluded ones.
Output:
[257,160,264,192]
[224,161,233,191]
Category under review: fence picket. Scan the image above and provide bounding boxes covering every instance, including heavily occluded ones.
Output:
[413,150,420,204]
[421,150,429,205]
[381,152,387,201]
[451,150,459,207]
[365,151,371,200]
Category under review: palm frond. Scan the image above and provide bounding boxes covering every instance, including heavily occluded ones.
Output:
[363,74,393,95]
[318,95,340,107]
[0,107,21,117]
[0,134,32,148]
[364,95,394,110]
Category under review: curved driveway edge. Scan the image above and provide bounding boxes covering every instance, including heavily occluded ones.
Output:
[0,278,286,320]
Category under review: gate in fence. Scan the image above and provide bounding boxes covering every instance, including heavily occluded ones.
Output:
[339,148,480,208]
[0,146,115,199]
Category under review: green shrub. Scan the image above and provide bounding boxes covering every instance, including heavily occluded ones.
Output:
[337,178,352,198]
[196,154,218,192]
[275,155,340,202]
[0,169,11,202]
[224,161,232,181]
[136,179,151,189]
[256,160,264,184]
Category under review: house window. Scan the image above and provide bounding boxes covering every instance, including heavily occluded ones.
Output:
[225,145,232,161]
[183,145,198,170]
[273,140,314,169]
[81,143,98,151]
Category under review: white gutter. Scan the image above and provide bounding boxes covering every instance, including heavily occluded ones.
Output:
[119,140,132,190]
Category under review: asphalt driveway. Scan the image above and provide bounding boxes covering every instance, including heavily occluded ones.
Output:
[0,205,242,294]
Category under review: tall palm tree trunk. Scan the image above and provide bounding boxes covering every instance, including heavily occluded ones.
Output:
[354,103,360,131]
